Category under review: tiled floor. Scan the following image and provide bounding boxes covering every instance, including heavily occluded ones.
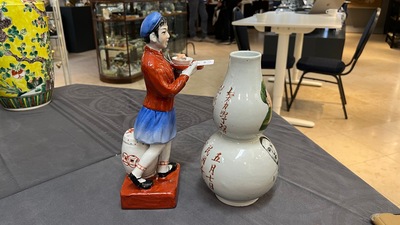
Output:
[54,29,400,208]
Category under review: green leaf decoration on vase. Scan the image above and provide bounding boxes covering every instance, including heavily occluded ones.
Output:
[259,81,272,131]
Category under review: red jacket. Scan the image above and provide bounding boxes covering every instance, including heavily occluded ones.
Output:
[141,46,189,112]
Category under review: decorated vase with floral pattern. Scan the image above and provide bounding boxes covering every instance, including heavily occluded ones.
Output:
[0,0,54,110]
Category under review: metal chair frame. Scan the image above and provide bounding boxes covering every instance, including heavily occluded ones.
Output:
[288,8,381,119]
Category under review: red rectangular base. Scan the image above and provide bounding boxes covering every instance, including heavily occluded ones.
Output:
[120,163,180,209]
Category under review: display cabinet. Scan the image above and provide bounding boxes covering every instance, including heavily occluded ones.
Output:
[385,0,400,48]
[90,0,187,83]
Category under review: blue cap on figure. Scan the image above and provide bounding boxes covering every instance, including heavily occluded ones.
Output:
[140,12,162,38]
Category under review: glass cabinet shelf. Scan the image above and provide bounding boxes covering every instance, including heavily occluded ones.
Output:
[90,0,187,83]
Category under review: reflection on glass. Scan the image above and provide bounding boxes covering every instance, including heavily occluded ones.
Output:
[276,0,291,12]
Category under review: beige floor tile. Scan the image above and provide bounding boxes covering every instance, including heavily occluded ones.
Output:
[345,125,400,155]
[347,156,400,207]
[312,133,386,165]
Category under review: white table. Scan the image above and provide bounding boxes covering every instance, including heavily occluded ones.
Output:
[232,11,342,127]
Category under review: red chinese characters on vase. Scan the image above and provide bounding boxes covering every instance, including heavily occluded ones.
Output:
[218,87,234,134]
[201,143,223,191]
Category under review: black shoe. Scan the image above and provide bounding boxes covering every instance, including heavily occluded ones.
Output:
[157,162,178,178]
[128,173,153,189]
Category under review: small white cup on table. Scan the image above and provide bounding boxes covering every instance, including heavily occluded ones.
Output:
[255,13,267,22]
[325,9,338,17]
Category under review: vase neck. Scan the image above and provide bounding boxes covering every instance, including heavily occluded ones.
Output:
[227,51,262,85]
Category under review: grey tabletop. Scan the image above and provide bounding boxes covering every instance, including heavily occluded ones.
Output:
[0,84,398,225]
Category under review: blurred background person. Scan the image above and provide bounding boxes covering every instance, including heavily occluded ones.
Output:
[188,0,213,42]
[213,0,241,44]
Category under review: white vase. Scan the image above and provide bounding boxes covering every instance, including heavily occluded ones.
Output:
[213,51,272,140]
[201,51,278,207]
[121,128,157,178]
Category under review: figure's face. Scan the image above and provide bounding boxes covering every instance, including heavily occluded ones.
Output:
[154,24,170,49]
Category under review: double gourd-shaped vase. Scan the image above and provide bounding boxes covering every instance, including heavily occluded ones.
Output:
[201,51,279,207]
[0,0,54,110]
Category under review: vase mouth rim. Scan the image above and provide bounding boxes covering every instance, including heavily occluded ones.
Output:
[230,51,261,59]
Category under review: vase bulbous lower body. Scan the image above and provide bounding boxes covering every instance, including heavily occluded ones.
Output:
[201,51,278,206]
[201,133,278,206]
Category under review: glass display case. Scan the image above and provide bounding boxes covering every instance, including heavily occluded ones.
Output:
[90,0,187,83]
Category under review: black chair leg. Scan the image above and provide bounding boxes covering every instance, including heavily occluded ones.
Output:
[287,70,293,98]
[335,76,348,119]
[342,102,348,119]
[338,86,348,119]
[288,72,305,111]
[284,69,294,111]
[337,76,346,105]
[284,79,289,111]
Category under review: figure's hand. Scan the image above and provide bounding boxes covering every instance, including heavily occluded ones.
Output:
[181,62,198,77]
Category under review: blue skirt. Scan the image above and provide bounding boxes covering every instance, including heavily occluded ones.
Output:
[134,107,177,144]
